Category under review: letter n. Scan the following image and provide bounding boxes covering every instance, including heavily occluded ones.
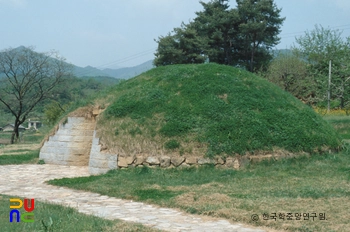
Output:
[9,209,20,222]
[24,199,35,212]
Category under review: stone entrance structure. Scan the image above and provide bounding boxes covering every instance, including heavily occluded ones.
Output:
[39,108,118,175]
[39,117,95,167]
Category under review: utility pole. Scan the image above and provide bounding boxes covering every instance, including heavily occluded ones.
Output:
[327,60,332,113]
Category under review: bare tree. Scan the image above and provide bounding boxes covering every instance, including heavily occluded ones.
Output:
[0,46,72,144]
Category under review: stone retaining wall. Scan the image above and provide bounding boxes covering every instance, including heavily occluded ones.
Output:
[117,153,292,170]
[39,116,301,174]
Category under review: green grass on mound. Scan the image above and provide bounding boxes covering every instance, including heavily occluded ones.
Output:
[101,63,341,156]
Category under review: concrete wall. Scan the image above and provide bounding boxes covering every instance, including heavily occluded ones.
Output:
[39,117,95,166]
[88,131,118,175]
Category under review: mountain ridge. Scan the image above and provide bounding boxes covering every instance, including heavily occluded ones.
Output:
[73,60,154,79]
[2,46,155,80]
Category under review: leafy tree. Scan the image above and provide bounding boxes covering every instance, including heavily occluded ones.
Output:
[44,100,68,125]
[336,37,350,110]
[294,25,350,108]
[0,46,72,143]
[154,0,285,72]
[235,0,285,71]
[265,52,315,103]
[192,0,238,65]
[154,23,208,66]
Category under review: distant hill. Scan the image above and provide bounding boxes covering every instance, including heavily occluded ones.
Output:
[73,65,108,78]
[271,48,293,57]
[102,60,154,79]
[1,46,154,80]
[77,75,121,86]
[73,60,154,79]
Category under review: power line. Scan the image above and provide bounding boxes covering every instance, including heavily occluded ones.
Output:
[95,48,156,69]
[74,47,156,77]
[280,25,350,39]
[75,23,350,77]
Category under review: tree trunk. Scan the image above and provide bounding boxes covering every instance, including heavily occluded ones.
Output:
[250,39,256,72]
[10,132,15,144]
[250,48,255,72]
[340,96,344,109]
[10,119,21,144]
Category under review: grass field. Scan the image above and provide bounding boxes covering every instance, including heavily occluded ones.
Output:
[0,195,158,232]
[49,115,350,232]
[0,128,48,145]
[323,115,350,140]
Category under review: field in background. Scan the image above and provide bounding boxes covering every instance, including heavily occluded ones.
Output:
[0,126,51,164]
[0,126,49,145]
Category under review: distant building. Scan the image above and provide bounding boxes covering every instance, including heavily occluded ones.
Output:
[27,120,42,130]
[2,124,26,132]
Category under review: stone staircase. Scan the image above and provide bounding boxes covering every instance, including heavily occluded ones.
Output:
[39,116,117,174]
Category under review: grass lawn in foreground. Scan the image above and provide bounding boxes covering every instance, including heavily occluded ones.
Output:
[49,115,350,232]
[0,195,158,232]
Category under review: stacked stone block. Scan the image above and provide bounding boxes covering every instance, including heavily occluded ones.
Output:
[88,131,118,175]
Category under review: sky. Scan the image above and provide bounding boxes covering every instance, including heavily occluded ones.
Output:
[1,0,350,69]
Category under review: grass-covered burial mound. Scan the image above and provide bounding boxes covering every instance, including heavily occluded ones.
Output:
[98,63,341,157]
